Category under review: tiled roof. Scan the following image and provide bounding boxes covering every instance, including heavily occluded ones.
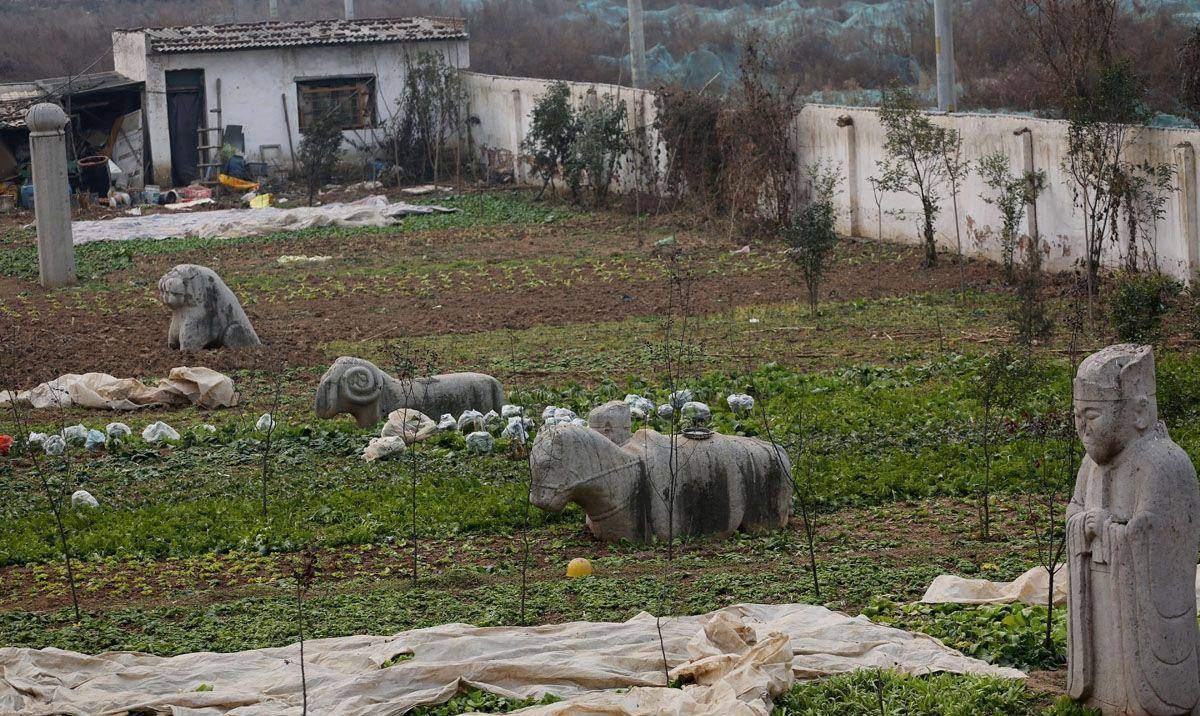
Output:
[0,72,140,129]
[134,16,468,54]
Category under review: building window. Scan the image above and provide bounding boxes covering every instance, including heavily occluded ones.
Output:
[296,76,376,132]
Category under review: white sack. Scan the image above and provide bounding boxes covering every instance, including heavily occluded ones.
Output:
[0,603,1021,716]
[381,409,438,444]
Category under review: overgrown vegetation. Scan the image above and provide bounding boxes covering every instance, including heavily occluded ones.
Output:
[1106,270,1181,343]
[297,111,344,206]
[383,51,471,184]
[877,85,953,268]
[784,162,842,315]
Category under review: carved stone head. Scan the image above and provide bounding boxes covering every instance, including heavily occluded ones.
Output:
[315,356,389,427]
[157,265,200,309]
[1073,344,1158,465]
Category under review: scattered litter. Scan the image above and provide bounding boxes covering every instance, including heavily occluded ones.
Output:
[61,425,88,446]
[199,424,218,433]
[657,404,675,420]
[346,180,383,193]
[161,198,215,212]
[249,193,273,209]
[501,404,524,419]
[727,393,756,415]
[730,245,751,255]
[401,184,452,195]
[630,407,646,420]
[681,401,712,427]
[655,236,677,248]
[42,436,65,456]
[465,431,494,454]
[255,414,276,432]
[362,436,406,462]
[142,421,180,444]
[126,207,142,216]
[178,185,213,201]
[72,196,456,244]
[0,435,11,456]
[483,409,503,431]
[436,413,457,431]
[276,255,333,266]
[27,432,48,448]
[106,423,132,440]
[219,174,259,193]
[748,318,760,324]
[923,565,1068,607]
[381,409,438,444]
[85,429,107,452]
[71,490,99,509]
[457,409,484,433]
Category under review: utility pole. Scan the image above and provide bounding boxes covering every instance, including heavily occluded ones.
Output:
[344,0,355,20]
[934,0,956,112]
[627,0,647,88]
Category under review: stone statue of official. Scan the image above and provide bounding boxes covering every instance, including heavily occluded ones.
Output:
[1067,344,1200,715]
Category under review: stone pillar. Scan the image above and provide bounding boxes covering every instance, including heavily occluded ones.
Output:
[837,115,861,237]
[1015,127,1039,258]
[25,103,75,289]
[1174,143,1199,279]
[510,88,525,185]
[934,0,956,112]
[627,0,647,89]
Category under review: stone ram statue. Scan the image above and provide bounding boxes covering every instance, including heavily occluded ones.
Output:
[315,356,505,428]
[530,422,793,542]
[158,264,260,349]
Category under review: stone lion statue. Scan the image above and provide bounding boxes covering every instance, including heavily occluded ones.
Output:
[315,356,505,428]
[157,264,260,350]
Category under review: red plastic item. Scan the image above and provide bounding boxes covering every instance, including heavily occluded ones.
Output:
[0,435,12,456]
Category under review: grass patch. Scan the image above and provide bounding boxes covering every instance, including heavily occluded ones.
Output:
[774,670,1094,715]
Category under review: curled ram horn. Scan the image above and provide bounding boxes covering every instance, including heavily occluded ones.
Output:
[344,364,383,405]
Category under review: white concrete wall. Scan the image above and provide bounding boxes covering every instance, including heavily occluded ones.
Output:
[798,104,1200,282]
[463,73,1200,282]
[462,71,658,191]
[115,33,469,184]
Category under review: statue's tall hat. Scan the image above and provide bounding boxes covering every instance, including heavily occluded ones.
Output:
[1074,344,1155,401]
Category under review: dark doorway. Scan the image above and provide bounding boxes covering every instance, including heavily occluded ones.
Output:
[166,69,205,187]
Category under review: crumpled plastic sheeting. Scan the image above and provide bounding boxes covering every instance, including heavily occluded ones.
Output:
[70,196,456,245]
[0,603,1021,716]
[923,564,1200,610]
[0,367,238,411]
[922,565,1068,606]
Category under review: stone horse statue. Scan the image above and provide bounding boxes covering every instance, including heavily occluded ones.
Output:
[530,422,793,542]
[315,357,505,428]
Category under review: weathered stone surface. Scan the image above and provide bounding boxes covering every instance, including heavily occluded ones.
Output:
[158,264,260,349]
[315,357,505,428]
[530,415,793,542]
[587,400,632,445]
[1067,344,1200,715]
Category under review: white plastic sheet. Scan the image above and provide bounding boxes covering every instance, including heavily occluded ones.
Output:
[0,603,1021,716]
[70,196,456,245]
[922,564,1200,610]
[0,367,237,411]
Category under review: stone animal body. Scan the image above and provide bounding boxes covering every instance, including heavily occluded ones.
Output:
[157,264,260,350]
[315,356,505,428]
[530,423,792,542]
